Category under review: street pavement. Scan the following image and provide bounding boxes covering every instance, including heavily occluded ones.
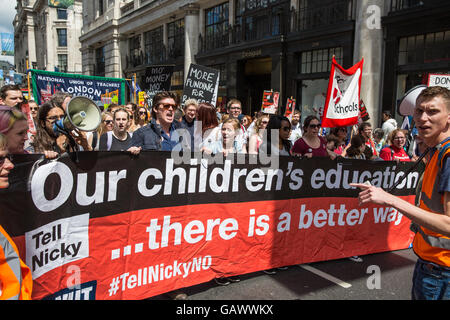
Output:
[152,248,418,300]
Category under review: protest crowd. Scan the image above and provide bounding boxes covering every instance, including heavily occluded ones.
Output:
[0,82,449,301]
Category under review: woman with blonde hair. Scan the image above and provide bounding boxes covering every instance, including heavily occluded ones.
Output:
[0,106,31,155]
[248,114,269,154]
[87,111,113,150]
[202,118,247,155]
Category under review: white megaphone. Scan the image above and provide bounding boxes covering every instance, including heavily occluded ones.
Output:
[53,96,102,135]
[398,85,427,116]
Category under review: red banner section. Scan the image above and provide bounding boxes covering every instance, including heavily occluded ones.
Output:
[15,197,414,300]
[0,152,421,300]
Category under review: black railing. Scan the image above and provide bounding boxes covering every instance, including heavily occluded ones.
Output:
[198,0,354,54]
[198,11,289,53]
[125,44,184,69]
[292,0,354,32]
[390,0,425,12]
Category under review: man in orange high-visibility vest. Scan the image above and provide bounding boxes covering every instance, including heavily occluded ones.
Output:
[352,86,450,300]
[0,135,32,300]
[0,225,32,300]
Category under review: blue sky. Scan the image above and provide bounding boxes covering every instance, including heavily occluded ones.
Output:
[0,0,16,64]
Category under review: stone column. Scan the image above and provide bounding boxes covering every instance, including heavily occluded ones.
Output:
[353,0,386,127]
[182,3,200,81]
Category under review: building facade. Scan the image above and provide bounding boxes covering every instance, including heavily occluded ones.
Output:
[80,0,450,127]
[14,0,83,74]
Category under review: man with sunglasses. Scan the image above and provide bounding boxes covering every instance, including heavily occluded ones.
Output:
[127,91,186,154]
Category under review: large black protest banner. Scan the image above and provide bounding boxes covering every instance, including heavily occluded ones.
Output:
[30,69,126,109]
[0,152,422,299]
[182,64,220,106]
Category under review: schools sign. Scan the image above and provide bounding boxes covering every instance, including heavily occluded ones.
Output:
[0,152,421,299]
[322,57,364,128]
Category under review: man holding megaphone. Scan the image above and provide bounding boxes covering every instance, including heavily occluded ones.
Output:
[351,86,450,300]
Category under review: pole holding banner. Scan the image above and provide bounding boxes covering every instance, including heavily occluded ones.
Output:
[26,60,32,100]
[133,73,137,104]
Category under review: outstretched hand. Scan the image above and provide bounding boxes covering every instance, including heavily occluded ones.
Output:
[350,183,394,207]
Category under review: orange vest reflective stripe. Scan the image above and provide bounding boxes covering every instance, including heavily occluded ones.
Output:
[0,225,33,300]
[413,140,450,267]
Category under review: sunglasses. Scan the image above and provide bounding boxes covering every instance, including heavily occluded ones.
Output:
[159,104,177,110]
[139,111,147,115]
[103,120,113,124]
[30,107,39,111]
[308,124,321,129]
[0,154,12,166]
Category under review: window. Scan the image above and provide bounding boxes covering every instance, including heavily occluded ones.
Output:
[398,30,450,66]
[171,70,184,87]
[300,47,343,74]
[211,64,227,85]
[129,35,141,59]
[144,27,164,64]
[168,19,185,58]
[57,29,67,47]
[296,0,353,31]
[57,54,68,73]
[57,8,67,20]
[95,47,105,77]
[98,0,104,16]
[205,3,229,50]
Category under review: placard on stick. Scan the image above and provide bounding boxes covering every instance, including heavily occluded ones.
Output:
[261,90,279,114]
[284,97,296,121]
[182,64,220,106]
[143,65,174,107]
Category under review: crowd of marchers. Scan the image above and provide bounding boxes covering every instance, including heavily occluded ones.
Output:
[0,84,424,165]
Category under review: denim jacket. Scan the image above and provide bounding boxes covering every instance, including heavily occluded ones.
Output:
[128,119,185,151]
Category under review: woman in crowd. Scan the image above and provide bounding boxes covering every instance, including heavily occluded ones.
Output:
[260,115,292,156]
[202,118,247,155]
[373,128,385,154]
[87,111,113,150]
[248,114,270,154]
[196,102,220,151]
[99,108,132,151]
[291,115,329,158]
[0,105,29,155]
[379,129,411,162]
[136,106,150,129]
[0,133,33,300]
[241,115,252,131]
[345,135,366,160]
[32,101,92,155]
[325,133,340,158]
[125,103,139,133]
[329,126,348,155]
